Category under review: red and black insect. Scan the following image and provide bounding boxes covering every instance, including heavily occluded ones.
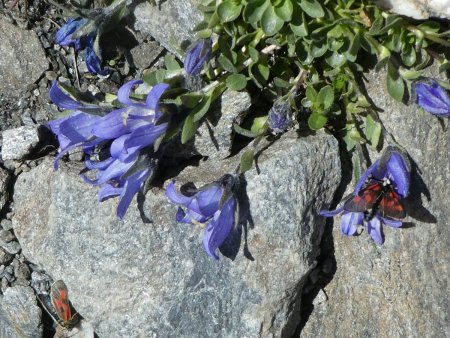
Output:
[344,178,406,221]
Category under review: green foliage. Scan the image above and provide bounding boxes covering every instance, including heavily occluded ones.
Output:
[122,0,450,158]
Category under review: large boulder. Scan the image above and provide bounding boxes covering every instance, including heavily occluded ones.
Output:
[13,131,340,337]
[301,68,450,337]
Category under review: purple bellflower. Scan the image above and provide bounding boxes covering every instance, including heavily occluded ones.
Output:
[166,174,237,260]
[55,18,108,75]
[184,39,212,76]
[268,99,293,134]
[48,80,170,218]
[414,79,450,117]
[320,147,410,245]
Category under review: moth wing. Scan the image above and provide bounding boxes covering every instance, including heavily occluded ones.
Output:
[51,280,72,323]
[379,189,406,219]
[344,183,381,212]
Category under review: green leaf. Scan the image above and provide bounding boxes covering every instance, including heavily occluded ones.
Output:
[317,85,334,110]
[250,116,268,135]
[243,0,269,23]
[248,46,259,62]
[274,0,293,22]
[290,11,307,37]
[305,86,318,102]
[180,93,204,108]
[217,54,237,73]
[239,149,254,173]
[261,5,284,36]
[387,60,405,102]
[401,44,416,67]
[299,0,324,18]
[325,51,347,67]
[193,95,213,122]
[226,74,248,91]
[308,113,327,130]
[249,60,270,87]
[365,115,382,150]
[181,112,198,144]
[143,69,167,86]
[164,54,181,71]
[352,153,361,184]
[217,1,242,22]
[233,124,258,138]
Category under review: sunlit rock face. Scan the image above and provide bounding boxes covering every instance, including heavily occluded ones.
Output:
[375,0,450,19]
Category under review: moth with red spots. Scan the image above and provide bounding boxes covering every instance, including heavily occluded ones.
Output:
[50,280,80,329]
[344,178,406,221]
[37,280,79,330]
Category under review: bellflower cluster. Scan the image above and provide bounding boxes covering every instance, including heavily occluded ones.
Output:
[48,80,169,218]
[55,18,109,75]
[414,79,450,117]
[320,147,410,245]
[184,39,212,76]
[166,174,237,260]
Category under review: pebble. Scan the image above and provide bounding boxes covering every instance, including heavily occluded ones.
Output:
[1,241,22,255]
[13,259,30,286]
[1,125,41,161]
[0,229,15,242]
[1,219,13,231]
[0,249,13,265]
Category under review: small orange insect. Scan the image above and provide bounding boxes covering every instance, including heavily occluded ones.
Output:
[50,280,80,329]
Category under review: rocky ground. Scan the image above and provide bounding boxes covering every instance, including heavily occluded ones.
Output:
[0,1,449,338]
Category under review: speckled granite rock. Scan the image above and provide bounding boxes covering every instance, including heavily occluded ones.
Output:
[375,0,450,19]
[12,131,340,337]
[0,19,48,99]
[301,67,450,337]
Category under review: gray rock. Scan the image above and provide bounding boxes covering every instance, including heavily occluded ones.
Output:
[12,258,30,286]
[0,241,21,255]
[194,89,252,159]
[0,167,10,211]
[1,219,13,231]
[0,286,42,338]
[301,68,450,337]
[375,0,450,19]
[0,230,15,243]
[133,1,203,57]
[0,248,13,265]
[2,126,41,161]
[130,40,164,70]
[13,131,340,337]
[0,19,48,99]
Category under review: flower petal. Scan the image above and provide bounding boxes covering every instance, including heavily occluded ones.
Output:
[380,216,403,228]
[340,211,363,236]
[85,157,114,170]
[196,184,223,217]
[165,181,194,207]
[117,80,144,106]
[117,168,151,219]
[386,152,410,197]
[49,81,97,110]
[91,109,135,139]
[415,80,450,117]
[55,18,87,49]
[184,39,212,76]
[354,160,381,194]
[146,83,170,110]
[320,205,344,217]
[202,197,236,260]
[98,184,122,201]
[367,217,384,245]
[85,44,109,76]
[123,123,168,153]
[84,158,134,185]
